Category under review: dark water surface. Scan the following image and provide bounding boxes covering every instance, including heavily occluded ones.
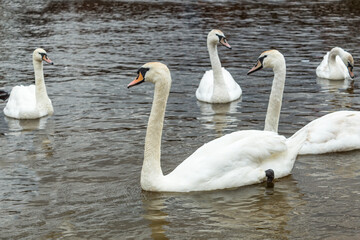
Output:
[0,0,360,239]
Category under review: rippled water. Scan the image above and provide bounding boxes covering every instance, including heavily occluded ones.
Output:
[0,0,360,239]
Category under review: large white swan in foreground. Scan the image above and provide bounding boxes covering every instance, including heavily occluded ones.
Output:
[316,47,355,80]
[3,48,54,119]
[127,52,306,192]
[196,29,242,103]
[296,111,360,155]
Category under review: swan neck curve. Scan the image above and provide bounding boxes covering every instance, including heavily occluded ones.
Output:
[33,60,49,103]
[141,73,171,190]
[207,40,229,101]
[328,47,344,65]
[264,61,286,133]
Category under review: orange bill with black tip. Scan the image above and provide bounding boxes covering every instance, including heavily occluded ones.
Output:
[220,38,232,49]
[128,71,145,88]
[247,59,263,75]
[42,54,53,64]
[348,66,355,78]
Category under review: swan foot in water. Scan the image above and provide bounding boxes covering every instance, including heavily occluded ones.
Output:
[265,169,275,188]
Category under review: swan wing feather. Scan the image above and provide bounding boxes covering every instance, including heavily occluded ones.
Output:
[165,130,287,191]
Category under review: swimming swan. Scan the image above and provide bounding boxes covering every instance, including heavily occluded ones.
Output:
[316,47,355,80]
[296,111,360,155]
[3,48,54,119]
[196,29,242,103]
[127,54,306,192]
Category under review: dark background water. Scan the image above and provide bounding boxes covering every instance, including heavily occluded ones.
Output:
[0,0,359,239]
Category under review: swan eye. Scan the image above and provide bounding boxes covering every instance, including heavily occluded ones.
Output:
[137,67,150,79]
[216,34,224,42]
[39,52,48,59]
[259,55,267,64]
[347,62,353,70]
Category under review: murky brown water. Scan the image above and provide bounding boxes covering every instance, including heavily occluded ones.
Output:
[0,0,360,239]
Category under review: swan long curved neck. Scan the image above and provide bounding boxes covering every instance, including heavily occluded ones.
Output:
[264,60,286,133]
[142,73,171,185]
[208,41,223,79]
[33,60,49,103]
[207,40,229,101]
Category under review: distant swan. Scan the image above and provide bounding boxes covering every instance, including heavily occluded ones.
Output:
[196,29,242,103]
[295,111,360,155]
[127,54,306,192]
[316,47,355,80]
[3,48,54,119]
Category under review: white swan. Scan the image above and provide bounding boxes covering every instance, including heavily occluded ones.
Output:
[296,111,360,155]
[316,47,355,80]
[196,29,242,103]
[128,52,306,192]
[3,48,54,119]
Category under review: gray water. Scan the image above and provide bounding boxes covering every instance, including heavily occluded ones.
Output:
[0,0,360,239]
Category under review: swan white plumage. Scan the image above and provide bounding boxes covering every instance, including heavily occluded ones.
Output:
[3,48,54,119]
[196,29,242,103]
[295,111,360,155]
[316,47,355,80]
[128,53,306,192]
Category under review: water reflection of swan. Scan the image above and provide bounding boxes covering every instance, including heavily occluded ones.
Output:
[197,100,240,137]
[316,77,354,93]
[142,192,170,240]
[141,176,303,239]
[5,116,49,133]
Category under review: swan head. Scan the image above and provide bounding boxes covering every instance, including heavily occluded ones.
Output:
[247,49,285,75]
[33,48,53,65]
[207,29,231,49]
[345,54,355,79]
[127,62,171,88]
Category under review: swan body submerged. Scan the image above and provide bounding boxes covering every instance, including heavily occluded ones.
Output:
[4,48,54,119]
[128,52,306,192]
[196,29,242,103]
[316,47,355,80]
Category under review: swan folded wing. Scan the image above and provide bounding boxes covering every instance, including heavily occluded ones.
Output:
[166,130,287,191]
[4,85,37,118]
[196,70,214,102]
[222,68,242,100]
[299,111,360,154]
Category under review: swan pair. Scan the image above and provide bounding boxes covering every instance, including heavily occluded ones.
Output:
[2,48,54,119]
[197,30,355,104]
[128,50,310,192]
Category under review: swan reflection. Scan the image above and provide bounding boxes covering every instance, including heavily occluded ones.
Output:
[197,99,241,137]
[5,116,50,133]
[316,77,354,93]
[142,177,303,239]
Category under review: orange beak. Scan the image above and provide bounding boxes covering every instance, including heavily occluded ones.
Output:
[128,71,145,88]
[220,38,232,49]
[42,55,54,65]
[348,66,355,78]
[247,60,263,75]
